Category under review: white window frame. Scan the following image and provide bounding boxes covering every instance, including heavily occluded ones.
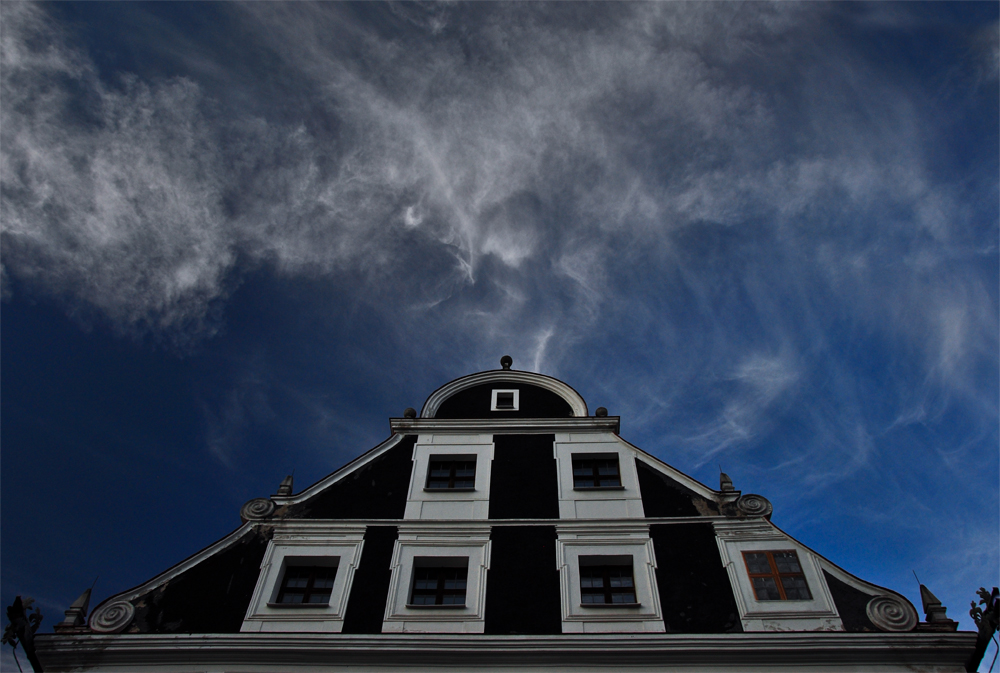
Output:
[383,524,491,633]
[490,389,520,411]
[555,523,664,632]
[713,520,843,632]
[404,434,494,520]
[554,432,645,519]
[241,523,366,633]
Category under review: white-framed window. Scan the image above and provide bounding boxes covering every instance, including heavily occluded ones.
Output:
[383,524,491,633]
[408,557,469,606]
[554,432,645,519]
[241,523,366,633]
[713,520,843,632]
[404,434,494,520]
[555,523,664,632]
[490,389,519,411]
[424,455,477,491]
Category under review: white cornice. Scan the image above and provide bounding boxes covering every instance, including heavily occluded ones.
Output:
[622,436,735,504]
[37,631,976,670]
[713,519,922,621]
[420,369,589,418]
[86,522,256,623]
[390,417,620,434]
[271,433,404,505]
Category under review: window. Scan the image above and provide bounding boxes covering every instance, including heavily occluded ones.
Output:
[383,531,490,632]
[410,567,468,606]
[555,531,664,631]
[242,525,365,633]
[742,550,812,601]
[572,455,622,489]
[580,563,637,605]
[425,457,476,490]
[490,389,519,411]
[275,565,338,604]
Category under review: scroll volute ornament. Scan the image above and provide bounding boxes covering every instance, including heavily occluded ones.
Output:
[866,595,918,632]
[240,498,275,522]
[736,493,773,519]
[89,600,135,633]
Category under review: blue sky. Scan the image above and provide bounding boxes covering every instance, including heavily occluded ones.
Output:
[2,0,997,660]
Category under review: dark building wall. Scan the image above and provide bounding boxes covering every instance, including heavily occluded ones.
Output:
[342,526,399,634]
[484,526,563,634]
[650,523,742,633]
[434,382,572,419]
[823,571,879,632]
[488,434,559,519]
[289,436,415,519]
[129,527,270,634]
[636,459,719,517]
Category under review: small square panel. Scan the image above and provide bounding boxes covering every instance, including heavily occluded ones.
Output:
[490,389,519,411]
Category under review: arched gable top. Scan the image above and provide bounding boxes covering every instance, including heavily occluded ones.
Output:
[421,369,588,419]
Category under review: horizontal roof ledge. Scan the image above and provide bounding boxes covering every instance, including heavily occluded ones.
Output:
[389,417,620,434]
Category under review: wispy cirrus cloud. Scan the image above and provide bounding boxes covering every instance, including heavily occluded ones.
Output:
[2,2,995,483]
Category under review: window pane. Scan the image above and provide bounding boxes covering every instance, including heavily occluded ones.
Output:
[752,576,781,601]
[773,552,802,574]
[597,461,619,475]
[609,572,633,588]
[599,476,622,487]
[781,576,812,600]
[581,593,604,603]
[307,593,330,604]
[745,553,772,575]
[573,466,592,476]
[441,594,464,605]
[279,593,304,603]
[411,594,436,605]
[611,592,636,603]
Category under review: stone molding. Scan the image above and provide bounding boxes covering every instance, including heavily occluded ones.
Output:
[37,631,977,670]
[390,417,620,434]
[420,370,589,418]
[83,522,257,630]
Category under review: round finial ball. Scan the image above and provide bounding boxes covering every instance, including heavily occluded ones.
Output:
[403,407,417,418]
[595,407,608,417]
[500,355,513,370]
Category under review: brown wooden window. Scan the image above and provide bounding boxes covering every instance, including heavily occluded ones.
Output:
[409,566,468,605]
[426,458,476,489]
[572,456,622,488]
[276,565,337,604]
[742,550,812,601]
[580,564,637,604]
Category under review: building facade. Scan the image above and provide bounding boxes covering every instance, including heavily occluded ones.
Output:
[37,359,973,671]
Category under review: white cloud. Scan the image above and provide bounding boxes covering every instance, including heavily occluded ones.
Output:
[1,4,995,487]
